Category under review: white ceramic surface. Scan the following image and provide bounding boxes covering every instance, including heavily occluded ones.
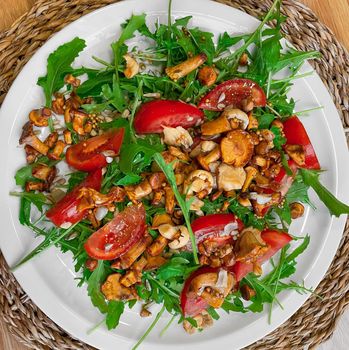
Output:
[0,0,348,349]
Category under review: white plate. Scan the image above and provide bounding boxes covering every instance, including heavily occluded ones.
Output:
[0,0,348,349]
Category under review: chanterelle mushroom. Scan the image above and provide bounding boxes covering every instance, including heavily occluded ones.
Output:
[221,129,254,167]
[184,170,214,197]
[221,107,249,130]
[217,163,246,191]
[201,114,232,136]
[284,144,305,166]
[19,122,49,155]
[166,53,207,81]
[101,273,138,301]
[78,186,126,211]
[163,126,193,148]
[29,108,51,127]
[235,227,268,263]
[123,53,139,79]
[190,269,235,308]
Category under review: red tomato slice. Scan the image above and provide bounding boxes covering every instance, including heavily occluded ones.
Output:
[46,169,102,227]
[191,213,244,245]
[230,230,292,281]
[283,116,320,170]
[180,266,219,317]
[198,78,267,111]
[84,205,146,260]
[134,100,204,134]
[66,128,124,172]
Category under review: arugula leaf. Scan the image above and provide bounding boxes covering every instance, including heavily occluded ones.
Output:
[206,306,220,320]
[111,13,146,75]
[270,125,286,150]
[284,235,310,265]
[19,197,31,226]
[299,168,349,217]
[189,28,215,64]
[101,160,122,193]
[217,0,281,72]
[229,199,266,230]
[156,254,197,281]
[203,110,220,121]
[131,305,165,350]
[67,171,87,192]
[269,95,296,117]
[153,153,199,264]
[270,203,292,229]
[273,49,320,72]
[116,174,141,186]
[38,37,86,107]
[106,300,125,330]
[15,165,34,187]
[202,196,228,215]
[173,16,192,27]
[221,297,247,313]
[108,14,146,112]
[87,260,108,314]
[10,191,49,212]
[216,32,248,56]
[256,113,275,129]
[77,71,113,98]
[119,139,163,174]
[248,33,282,84]
[286,175,314,208]
[12,223,77,271]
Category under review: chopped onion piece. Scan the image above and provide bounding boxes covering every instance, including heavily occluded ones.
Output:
[215,269,228,289]
[95,206,108,221]
[250,192,272,205]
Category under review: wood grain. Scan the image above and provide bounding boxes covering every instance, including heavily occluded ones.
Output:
[0,0,348,349]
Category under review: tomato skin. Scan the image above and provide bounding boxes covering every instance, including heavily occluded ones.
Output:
[180,266,219,317]
[134,100,204,134]
[198,78,267,111]
[84,205,146,260]
[255,116,320,216]
[66,128,124,171]
[230,230,292,281]
[283,116,320,170]
[191,213,244,245]
[46,169,102,227]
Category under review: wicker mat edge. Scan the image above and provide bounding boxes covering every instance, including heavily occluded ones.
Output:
[0,0,349,349]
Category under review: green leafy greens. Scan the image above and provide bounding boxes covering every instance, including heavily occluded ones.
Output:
[299,169,349,217]
[38,37,86,107]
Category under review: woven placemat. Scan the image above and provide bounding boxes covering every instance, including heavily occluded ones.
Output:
[0,0,348,349]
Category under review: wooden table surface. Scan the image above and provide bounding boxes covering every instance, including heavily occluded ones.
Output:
[1,0,349,349]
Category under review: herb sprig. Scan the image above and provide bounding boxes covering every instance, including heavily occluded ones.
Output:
[153,153,199,264]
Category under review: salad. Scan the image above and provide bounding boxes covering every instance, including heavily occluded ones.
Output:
[11,0,349,347]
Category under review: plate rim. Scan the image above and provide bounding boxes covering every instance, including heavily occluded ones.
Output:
[0,0,348,349]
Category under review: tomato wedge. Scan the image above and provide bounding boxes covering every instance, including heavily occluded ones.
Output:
[46,169,102,227]
[84,205,146,260]
[66,128,125,171]
[180,266,218,317]
[198,78,267,111]
[191,213,244,246]
[134,100,204,134]
[230,230,292,281]
[283,116,320,170]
